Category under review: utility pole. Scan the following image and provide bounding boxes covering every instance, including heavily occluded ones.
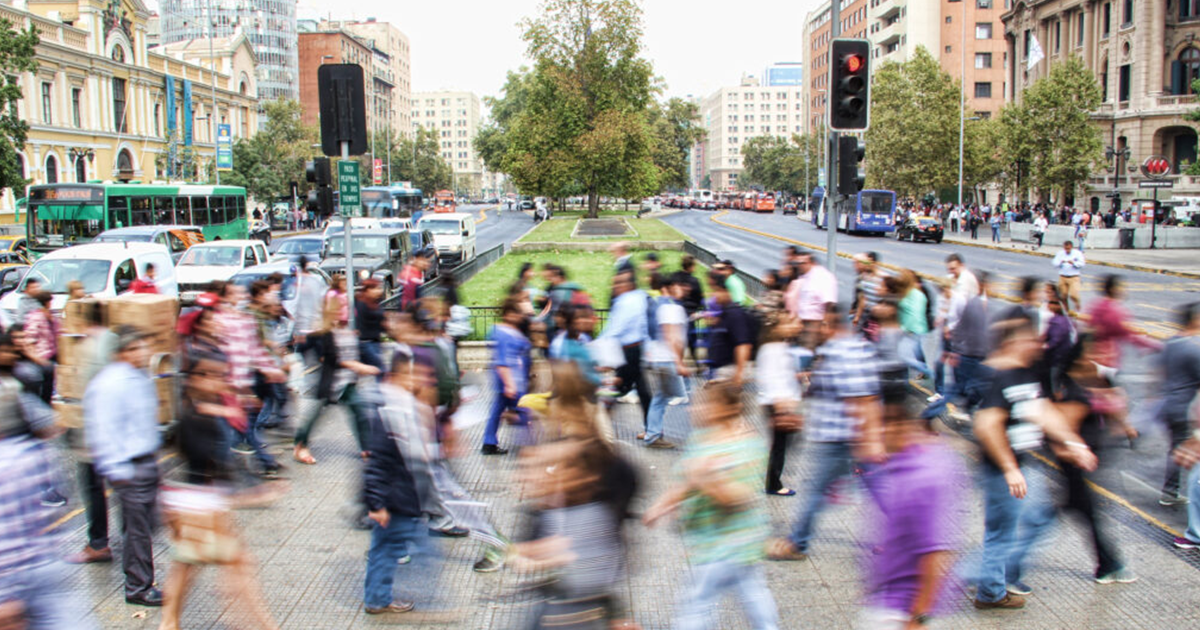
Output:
[826,1,842,280]
[208,0,220,185]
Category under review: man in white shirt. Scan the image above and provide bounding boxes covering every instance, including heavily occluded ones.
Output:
[643,274,690,448]
[1052,240,1086,313]
[945,253,980,301]
[1032,213,1049,250]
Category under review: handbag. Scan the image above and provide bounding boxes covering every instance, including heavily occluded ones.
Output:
[161,483,240,565]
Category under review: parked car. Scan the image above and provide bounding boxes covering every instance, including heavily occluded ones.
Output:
[379,217,413,232]
[319,228,411,297]
[0,262,28,298]
[416,213,477,267]
[0,242,177,325]
[271,235,325,264]
[408,229,439,278]
[93,225,205,264]
[175,239,269,302]
[0,235,27,258]
[228,260,331,326]
[895,215,945,243]
[323,216,383,239]
[782,202,798,215]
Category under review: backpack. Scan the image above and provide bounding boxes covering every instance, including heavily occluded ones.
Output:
[646,294,664,342]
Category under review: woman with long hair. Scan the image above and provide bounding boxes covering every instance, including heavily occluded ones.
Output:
[756,313,803,496]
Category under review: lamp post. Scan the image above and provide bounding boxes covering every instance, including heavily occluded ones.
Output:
[1104,144,1131,212]
[207,0,220,185]
[957,115,981,207]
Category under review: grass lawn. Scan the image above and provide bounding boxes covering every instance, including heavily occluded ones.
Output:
[517,217,688,243]
[460,249,704,310]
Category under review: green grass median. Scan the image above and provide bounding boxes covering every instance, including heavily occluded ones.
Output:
[517,217,688,243]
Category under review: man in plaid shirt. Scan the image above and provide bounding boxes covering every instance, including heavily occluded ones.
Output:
[216,282,286,477]
[0,435,96,628]
[769,303,884,561]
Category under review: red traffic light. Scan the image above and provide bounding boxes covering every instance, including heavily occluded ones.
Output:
[845,54,864,73]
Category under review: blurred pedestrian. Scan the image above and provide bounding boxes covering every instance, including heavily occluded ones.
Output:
[84,326,163,606]
[129,263,159,294]
[757,313,803,496]
[785,252,837,351]
[704,271,754,387]
[678,255,704,361]
[642,273,689,449]
[23,291,57,403]
[1085,275,1161,373]
[356,278,386,372]
[895,270,934,382]
[924,272,992,422]
[1052,241,1085,313]
[600,270,650,424]
[14,277,41,325]
[1158,303,1200,507]
[644,380,779,630]
[482,295,531,455]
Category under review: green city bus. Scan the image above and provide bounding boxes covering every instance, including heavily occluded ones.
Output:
[26,183,249,257]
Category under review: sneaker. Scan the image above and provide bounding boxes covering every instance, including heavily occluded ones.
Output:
[668,396,688,406]
[40,489,68,508]
[364,601,415,615]
[948,410,970,424]
[646,439,677,450]
[473,554,504,573]
[1006,582,1032,596]
[1095,568,1138,584]
[481,444,509,456]
[396,554,412,565]
[973,594,1025,610]
[926,393,944,403]
[1173,536,1200,550]
[1160,493,1190,507]
[232,442,255,455]
[616,391,640,404]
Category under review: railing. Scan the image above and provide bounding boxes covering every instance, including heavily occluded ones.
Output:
[460,307,611,342]
[683,241,767,299]
[381,242,507,309]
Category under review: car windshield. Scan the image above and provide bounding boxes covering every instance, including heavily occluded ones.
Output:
[918,219,939,226]
[326,236,389,257]
[276,239,323,255]
[418,220,460,235]
[179,246,244,266]
[24,259,111,294]
[380,220,410,230]
[94,233,153,243]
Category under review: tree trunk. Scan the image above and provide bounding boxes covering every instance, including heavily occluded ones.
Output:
[587,187,600,219]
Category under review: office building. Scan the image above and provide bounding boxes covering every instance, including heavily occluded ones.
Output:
[411,90,484,195]
[696,75,806,191]
[297,30,393,137]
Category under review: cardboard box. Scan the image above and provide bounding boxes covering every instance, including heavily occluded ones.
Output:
[156,377,175,424]
[63,298,106,334]
[107,294,178,332]
[56,333,88,367]
[53,401,83,430]
[55,365,82,400]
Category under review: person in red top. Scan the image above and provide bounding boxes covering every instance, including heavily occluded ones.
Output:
[398,248,432,310]
[1085,274,1162,371]
[128,263,159,294]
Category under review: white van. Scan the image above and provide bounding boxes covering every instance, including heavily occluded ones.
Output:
[417,212,477,266]
[175,239,269,302]
[0,242,177,326]
[323,216,383,239]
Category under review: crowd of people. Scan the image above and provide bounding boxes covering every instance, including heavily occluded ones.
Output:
[895,200,1144,251]
[1,232,1199,629]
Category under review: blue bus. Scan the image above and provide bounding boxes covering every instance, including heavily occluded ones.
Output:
[361,184,424,220]
[814,189,896,234]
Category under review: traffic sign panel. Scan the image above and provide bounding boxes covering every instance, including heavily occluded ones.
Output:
[1138,179,1173,189]
[338,160,360,216]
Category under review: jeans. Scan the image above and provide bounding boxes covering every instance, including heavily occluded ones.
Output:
[294,383,370,452]
[113,460,159,598]
[363,515,429,609]
[644,361,682,444]
[789,441,854,551]
[256,381,289,428]
[616,343,651,425]
[1162,415,1193,498]
[765,426,793,493]
[977,461,1056,603]
[483,373,526,447]
[8,561,97,629]
[1186,464,1200,543]
[991,225,1001,242]
[676,559,779,630]
[360,340,384,373]
[78,462,109,550]
[239,400,277,471]
[922,355,987,419]
[898,332,933,380]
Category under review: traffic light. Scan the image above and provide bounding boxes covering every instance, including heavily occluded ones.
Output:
[829,39,871,131]
[305,157,333,216]
[838,136,866,196]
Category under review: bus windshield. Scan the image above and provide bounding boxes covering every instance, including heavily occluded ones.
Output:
[326,236,389,257]
[24,258,111,294]
[418,219,460,235]
[861,192,895,216]
[178,246,244,267]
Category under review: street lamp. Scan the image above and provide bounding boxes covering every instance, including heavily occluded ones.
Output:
[1104,144,1131,212]
[957,115,981,208]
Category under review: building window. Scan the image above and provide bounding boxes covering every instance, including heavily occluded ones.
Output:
[1054,21,1061,52]
[44,155,57,184]
[976,22,992,39]
[1121,0,1132,27]
[1102,3,1111,36]
[70,88,82,128]
[40,82,51,124]
[75,157,86,183]
[1077,13,1085,45]
[112,77,127,133]
[1118,64,1131,101]
[1101,60,1109,100]
[1184,0,1200,19]
[977,0,991,6]
[1177,47,1200,94]
[975,52,993,68]
[974,82,993,98]
[946,45,953,54]
[946,16,952,23]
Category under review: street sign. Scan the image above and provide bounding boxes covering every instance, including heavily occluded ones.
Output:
[373,158,383,185]
[1138,179,1174,189]
[818,167,826,187]
[216,124,232,171]
[337,159,360,216]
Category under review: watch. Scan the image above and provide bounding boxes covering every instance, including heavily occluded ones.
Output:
[911,613,931,626]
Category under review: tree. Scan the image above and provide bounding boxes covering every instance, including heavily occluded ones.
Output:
[998,56,1102,202]
[222,99,316,203]
[864,46,961,197]
[962,117,1005,199]
[647,97,705,190]
[512,0,659,217]
[385,126,452,195]
[0,18,38,194]
[739,133,820,195]
[476,69,533,176]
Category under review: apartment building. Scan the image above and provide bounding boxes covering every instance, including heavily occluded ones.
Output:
[697,75,806,191]
[411,91,484,195]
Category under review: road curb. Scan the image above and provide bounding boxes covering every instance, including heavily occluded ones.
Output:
[942,235,1200,280]
[706,211,1173,341]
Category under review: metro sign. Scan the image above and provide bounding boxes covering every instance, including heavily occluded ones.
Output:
[1142,155,1172,179]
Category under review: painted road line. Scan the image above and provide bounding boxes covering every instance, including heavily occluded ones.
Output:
[476,206,490,225]
[904,379,1183,539]
[706,211,1175,341]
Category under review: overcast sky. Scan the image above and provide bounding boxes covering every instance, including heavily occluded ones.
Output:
[287,0,820,102]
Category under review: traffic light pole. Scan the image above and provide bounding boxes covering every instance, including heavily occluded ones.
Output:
[343,140,356,329]
[826,7,841,281]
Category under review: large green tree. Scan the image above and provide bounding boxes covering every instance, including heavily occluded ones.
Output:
[476,69,533,176]
[864,46,960,197]
[647,96,705,190]
[382,126,453,195]
[510,0,659,217]
[740,132,822,195]
[0,18,38,194]
[999,55,1102,202]
[222,99,316,202]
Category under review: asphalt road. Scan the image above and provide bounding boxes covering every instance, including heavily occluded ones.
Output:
[459,203,540,253]
[662,208,1193,533]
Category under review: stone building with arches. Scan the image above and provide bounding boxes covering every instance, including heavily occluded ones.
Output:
[0,0,259,223]
[1003,0,1200,209]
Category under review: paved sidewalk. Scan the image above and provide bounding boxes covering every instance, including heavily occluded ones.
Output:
[47,371,1200,629]
[941,230,1200,278]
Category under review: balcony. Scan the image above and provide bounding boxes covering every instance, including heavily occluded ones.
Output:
[1158,94,1197,109]
[876,20,901,46]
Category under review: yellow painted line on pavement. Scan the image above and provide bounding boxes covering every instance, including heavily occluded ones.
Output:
[476,206,490,225]
[906,380,1184,539]
[707,211,1174,341]
[41,452,178,535]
